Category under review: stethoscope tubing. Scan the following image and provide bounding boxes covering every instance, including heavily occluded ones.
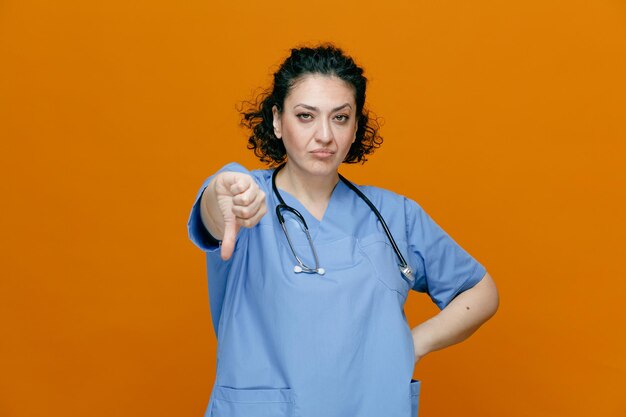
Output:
[271,163,414,283]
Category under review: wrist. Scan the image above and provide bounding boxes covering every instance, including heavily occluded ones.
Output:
[201,178,225,240]
[411,321,436,360]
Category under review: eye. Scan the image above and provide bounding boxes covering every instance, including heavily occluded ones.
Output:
[334,114,350,122]
[296,113,313,121]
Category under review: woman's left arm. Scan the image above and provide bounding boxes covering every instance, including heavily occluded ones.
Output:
[411,272,499,363]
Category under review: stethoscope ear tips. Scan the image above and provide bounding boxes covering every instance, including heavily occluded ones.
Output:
[317,268,325,275]
[294,265,303,273]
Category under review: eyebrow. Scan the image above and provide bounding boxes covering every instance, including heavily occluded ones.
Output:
[293,103,353,112]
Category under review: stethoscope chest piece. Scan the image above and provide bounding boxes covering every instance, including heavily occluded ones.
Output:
[294,265,325,275]
[272,163,412,280]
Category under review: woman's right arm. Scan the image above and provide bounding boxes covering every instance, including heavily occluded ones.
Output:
[199,171,267,260]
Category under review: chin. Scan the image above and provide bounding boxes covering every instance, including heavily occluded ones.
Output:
[305,159,341,175]
[285,155,344,178]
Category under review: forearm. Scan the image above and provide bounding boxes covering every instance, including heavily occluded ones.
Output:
[411,272,499,361]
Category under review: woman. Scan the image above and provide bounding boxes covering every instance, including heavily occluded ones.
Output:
[187,44,499,417]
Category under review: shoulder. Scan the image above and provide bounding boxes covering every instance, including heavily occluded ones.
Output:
[357,184,402,202]
[248,166,273,193]
[351,182,433,234]
[355,183,423,214]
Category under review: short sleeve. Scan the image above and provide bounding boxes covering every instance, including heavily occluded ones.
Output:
[187,162,255,336]
[186,162,252,252]
[404,197,487,310]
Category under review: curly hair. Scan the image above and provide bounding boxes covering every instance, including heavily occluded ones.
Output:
[241,44,383,166]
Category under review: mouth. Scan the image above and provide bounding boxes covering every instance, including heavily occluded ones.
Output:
[310,149,335,157]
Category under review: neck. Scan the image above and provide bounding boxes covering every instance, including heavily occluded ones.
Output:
[276,162,339,214]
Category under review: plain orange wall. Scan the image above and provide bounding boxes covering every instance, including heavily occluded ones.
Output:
[1,0,625,416]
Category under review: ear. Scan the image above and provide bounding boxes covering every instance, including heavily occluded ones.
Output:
[352,120,358,143]
[272,105,282,139]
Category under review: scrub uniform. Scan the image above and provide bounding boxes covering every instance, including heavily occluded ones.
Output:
[187,163,487,417]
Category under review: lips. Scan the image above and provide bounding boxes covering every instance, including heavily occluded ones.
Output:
[310,149,335,155]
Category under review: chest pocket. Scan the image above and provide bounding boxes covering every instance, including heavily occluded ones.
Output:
[358,233,414,295]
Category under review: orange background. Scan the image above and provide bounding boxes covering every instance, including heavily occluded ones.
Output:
[1,0,625,416]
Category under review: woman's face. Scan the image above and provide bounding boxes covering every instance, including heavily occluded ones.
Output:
[272,74,358,179]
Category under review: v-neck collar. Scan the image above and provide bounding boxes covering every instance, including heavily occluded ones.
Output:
[275,179,344,228]
[271,164,349,225]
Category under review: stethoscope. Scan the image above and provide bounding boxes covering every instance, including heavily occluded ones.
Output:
[272,163,415,285]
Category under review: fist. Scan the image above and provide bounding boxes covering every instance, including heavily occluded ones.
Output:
[213,171,267,260]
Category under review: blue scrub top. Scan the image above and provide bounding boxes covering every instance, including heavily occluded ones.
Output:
[187,163,487,417]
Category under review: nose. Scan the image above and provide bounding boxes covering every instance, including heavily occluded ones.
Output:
[315,118,334,144]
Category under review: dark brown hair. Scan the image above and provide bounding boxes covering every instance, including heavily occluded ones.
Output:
[240,44,383,166]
